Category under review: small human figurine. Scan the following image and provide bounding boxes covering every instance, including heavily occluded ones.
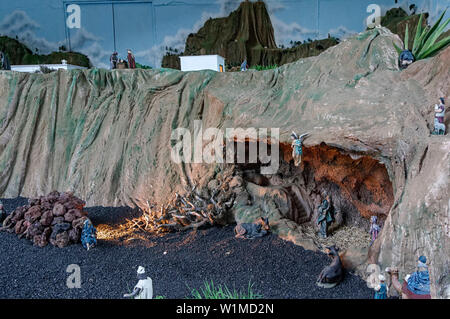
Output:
[81,218,97,250]
[0,51,11,71]
[234,217,270,239]
[317,195,333,238]
[240,59,248,72]
[123,266,153,299]
[369,215,381,245]
[127,49,136,69]
[398,50,414,70]
[404,256,431,297]
[433,97,445,135]
[374,274,387,299]
[110,51,118,69]
[0,201,6,224]
[290,132,309,167]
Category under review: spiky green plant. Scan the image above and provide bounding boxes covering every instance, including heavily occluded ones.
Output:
[394,10,450,60]
[187,280,263,299]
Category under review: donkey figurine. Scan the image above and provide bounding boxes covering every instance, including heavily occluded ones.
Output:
[316,245,344,288]
[234,217,270,239]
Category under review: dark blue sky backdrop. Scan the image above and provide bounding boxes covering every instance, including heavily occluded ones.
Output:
[0,0,448,68]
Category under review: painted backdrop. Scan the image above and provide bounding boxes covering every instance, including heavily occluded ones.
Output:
[0,0,448,68]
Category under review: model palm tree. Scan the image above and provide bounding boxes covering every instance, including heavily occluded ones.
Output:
[394,10,450,63]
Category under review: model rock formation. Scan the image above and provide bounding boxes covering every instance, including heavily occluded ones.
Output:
[161,1,338,69]
[0,27,448,297]
[1,191,88,247]
[0,36,91,67]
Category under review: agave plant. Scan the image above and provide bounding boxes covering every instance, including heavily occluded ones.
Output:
[394,9,450,63]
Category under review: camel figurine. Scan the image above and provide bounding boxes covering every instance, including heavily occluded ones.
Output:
[385,266,431,299]
[385,267,405,298]
[316,245,344,288]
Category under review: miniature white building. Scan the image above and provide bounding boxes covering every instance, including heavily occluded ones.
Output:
[180,55,225,72]
[11,60,87,73]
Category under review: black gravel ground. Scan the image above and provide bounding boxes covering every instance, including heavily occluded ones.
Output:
[0,197,373,299]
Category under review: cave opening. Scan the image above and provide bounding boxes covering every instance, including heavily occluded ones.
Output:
[230,140,394,243]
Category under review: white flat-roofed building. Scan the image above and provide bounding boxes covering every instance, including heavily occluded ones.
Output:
[10,60,87,73]
[180,55,225,72]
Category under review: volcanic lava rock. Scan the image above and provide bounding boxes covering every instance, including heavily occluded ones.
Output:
[24,206,42,223]
[1,191,87,248]
[52,203,66,217]
[40,210,53,226]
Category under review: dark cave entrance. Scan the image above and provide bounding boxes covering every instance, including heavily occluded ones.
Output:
[230,140,394,233]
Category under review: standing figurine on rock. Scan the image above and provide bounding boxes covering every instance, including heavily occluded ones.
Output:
[433,97,446,135]
[123,266,153,299]
[369,216,381,245]
[110,51,118,69]
[374,274,387,299]
[240,59,248,71]
[0,201,6,224]
[0,51,10,70]
[81,218,97,250]
[290,132,309,167]
[127,49,136,69]
[317,195,333,238]
[316,245,344,288]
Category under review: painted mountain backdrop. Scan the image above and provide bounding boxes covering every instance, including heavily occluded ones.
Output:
[0,0,448,68]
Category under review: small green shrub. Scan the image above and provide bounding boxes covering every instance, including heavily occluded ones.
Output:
[187,280,263,299]
[136,62,152,69]
[249,64,278,71]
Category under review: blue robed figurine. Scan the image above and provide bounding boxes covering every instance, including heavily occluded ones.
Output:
[406,256,431,295]
[374,274,387,299]
[81,218,97,251]
[317,195,333,238]
[240,59,248,72]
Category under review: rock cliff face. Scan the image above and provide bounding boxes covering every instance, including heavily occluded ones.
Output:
[0,36,91,67]
[380,8,428,51]
[161,1,338,69]
[0,27,448,297]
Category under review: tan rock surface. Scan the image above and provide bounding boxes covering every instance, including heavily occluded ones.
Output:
[0,27,448,296]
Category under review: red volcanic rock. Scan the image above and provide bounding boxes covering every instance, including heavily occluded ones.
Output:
[14,220,26,234]
[52,203,66,217]
[64,211,76,223]
[33,234,48,247]
[72,217,87,230]
[24,205,42,223]
[68,228,81,243]
[51,231,70,248]
[11,209,25,222]
[47,191,60,203]
[27,221,43,238]
[28,198,40,206]
[40,210,53,226]
[51,216,65,225]
[2,192,89,248]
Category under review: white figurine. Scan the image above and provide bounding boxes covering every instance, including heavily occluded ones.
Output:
[123,266,153,299]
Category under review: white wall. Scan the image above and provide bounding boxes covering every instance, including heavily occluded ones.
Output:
[11,64,87,73]
[180,55,225,72]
